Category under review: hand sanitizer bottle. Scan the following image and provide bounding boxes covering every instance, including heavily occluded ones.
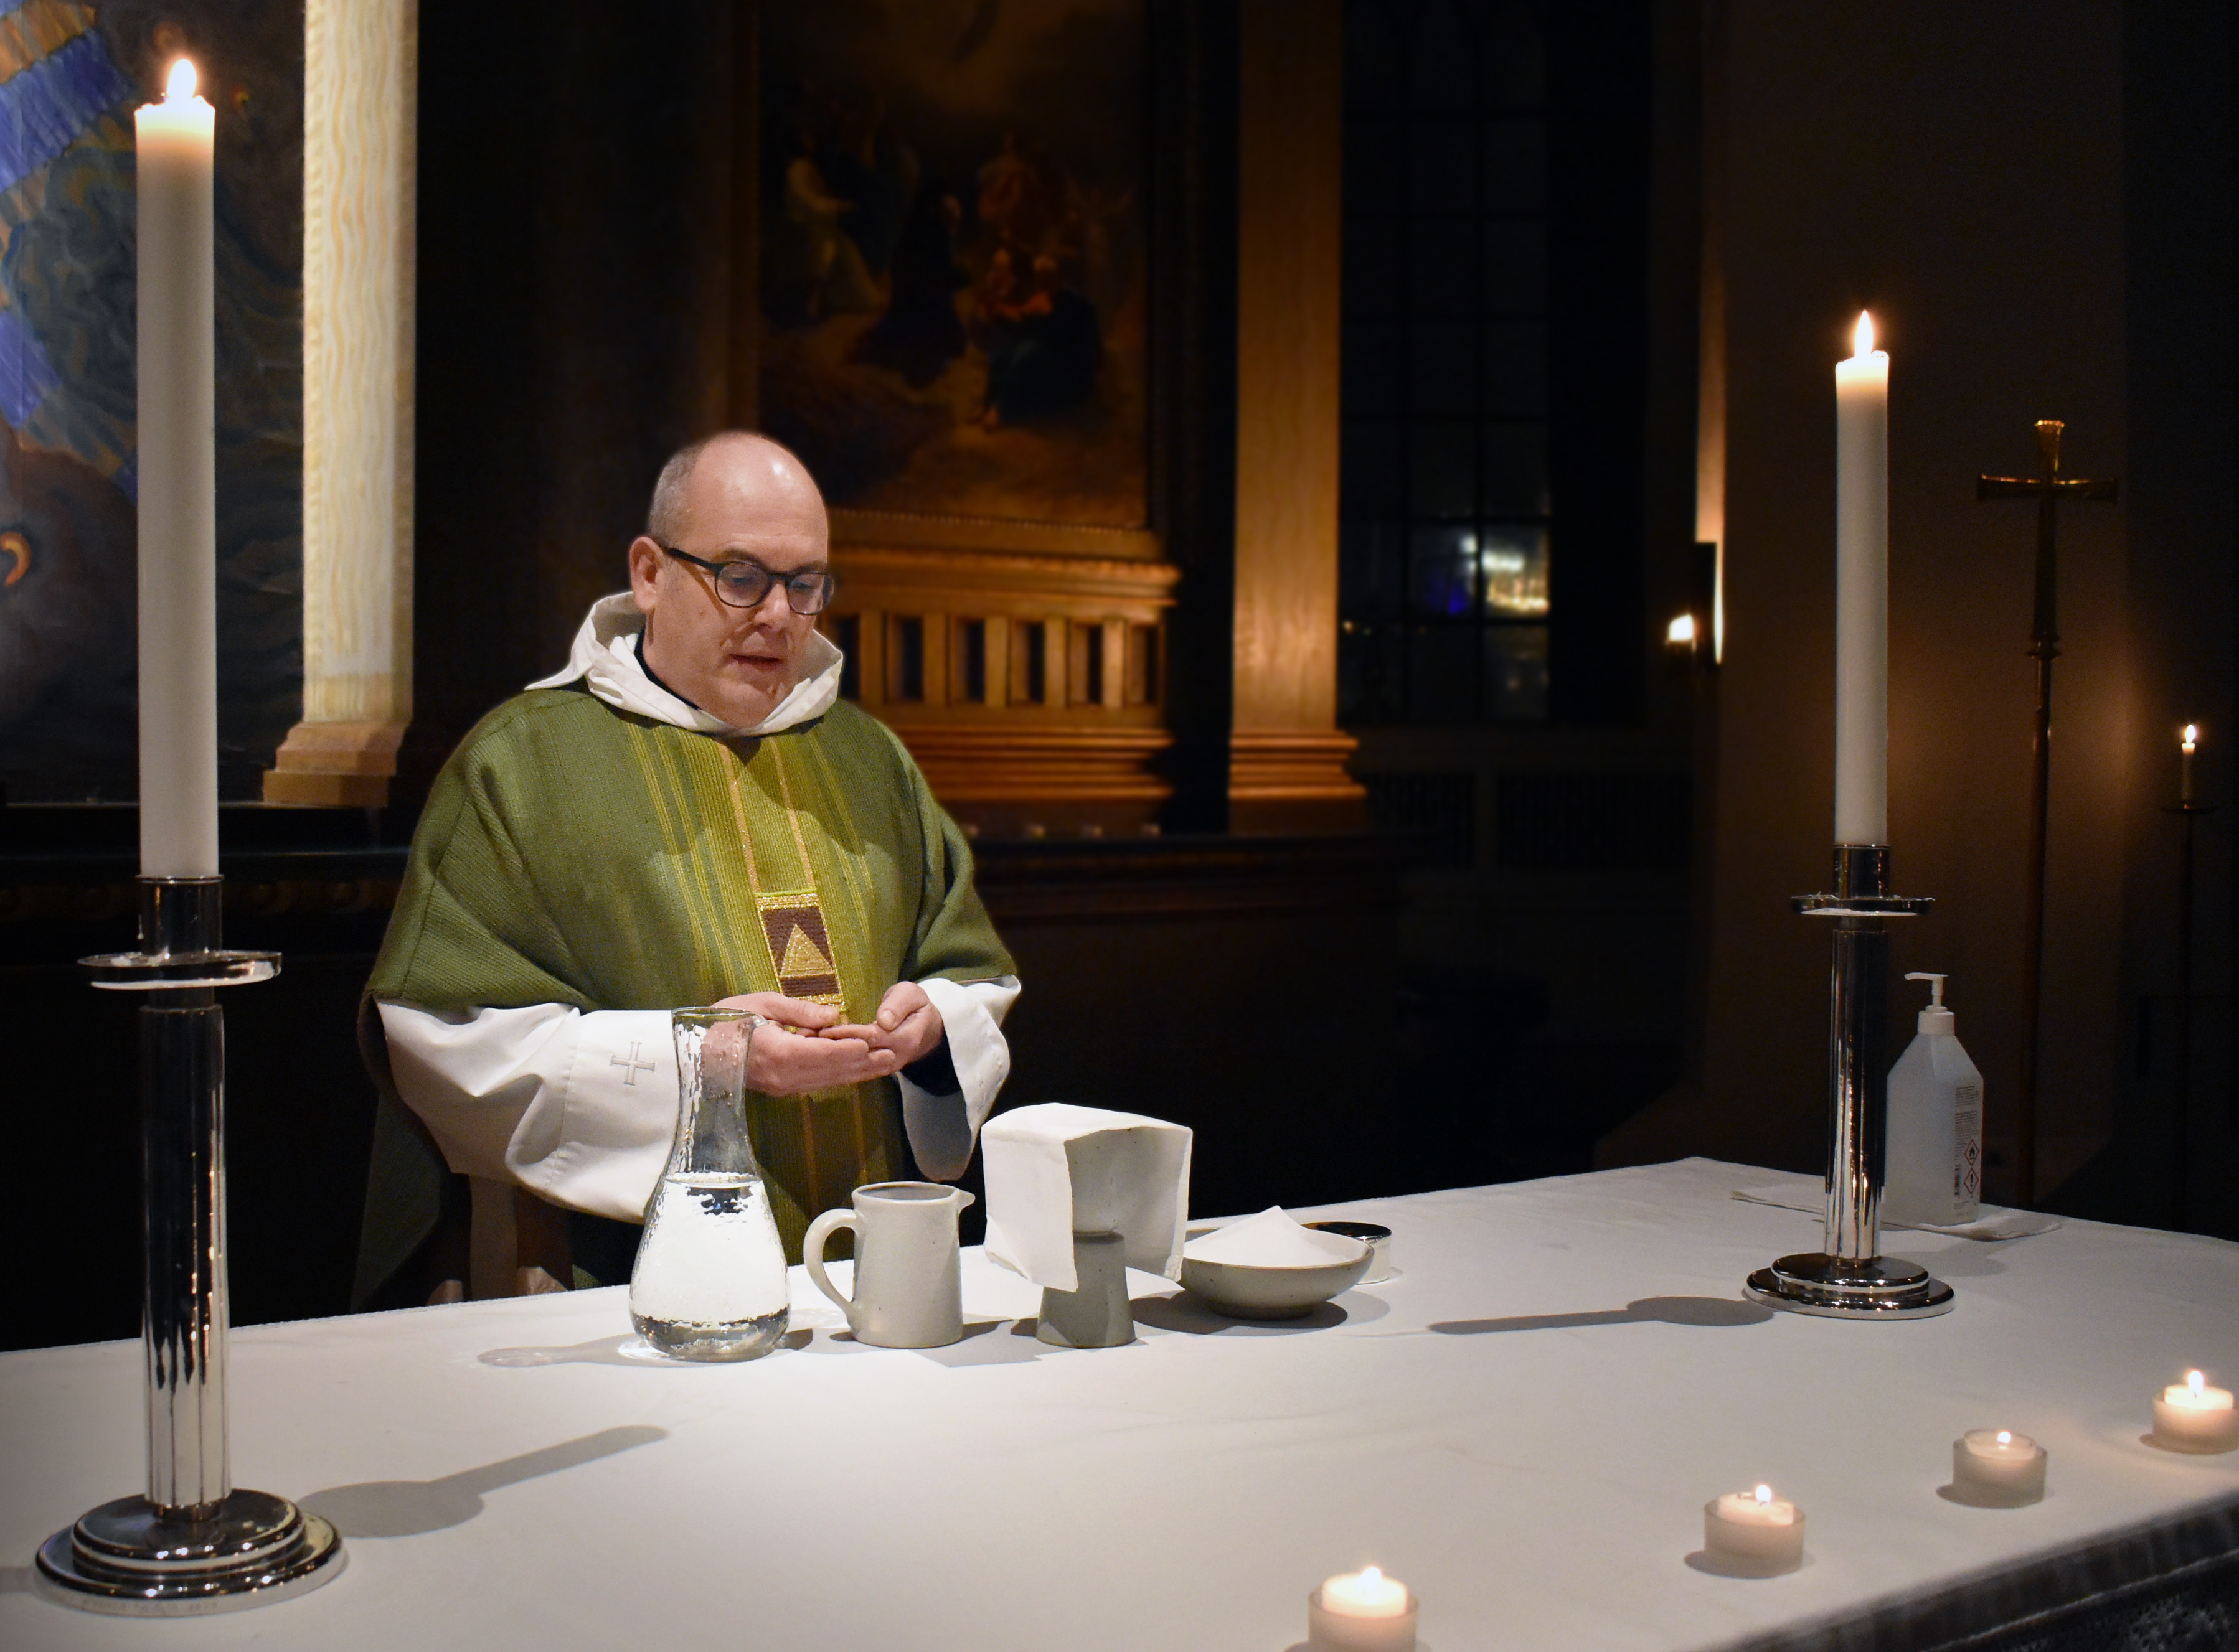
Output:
[1882,972,1984,1226]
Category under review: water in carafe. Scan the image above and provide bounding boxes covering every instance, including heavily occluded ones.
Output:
[631,1172,790,1358]
[630,1007,791,1361]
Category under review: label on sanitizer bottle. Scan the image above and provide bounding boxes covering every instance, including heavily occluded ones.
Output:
[1953,1083,1983,1204]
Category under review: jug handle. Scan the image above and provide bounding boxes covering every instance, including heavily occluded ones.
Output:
[803,1208,860,1317]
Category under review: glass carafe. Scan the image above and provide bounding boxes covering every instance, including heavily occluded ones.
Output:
[629,1007,791,1361]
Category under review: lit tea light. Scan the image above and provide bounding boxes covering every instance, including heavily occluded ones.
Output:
[1308,1565,1417,1651]
[1702,1483,1805,1573]
[2151,1369,2238,1453]
[1952,1428,2047,1504]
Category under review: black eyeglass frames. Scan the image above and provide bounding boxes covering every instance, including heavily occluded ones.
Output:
[661,545,837,615]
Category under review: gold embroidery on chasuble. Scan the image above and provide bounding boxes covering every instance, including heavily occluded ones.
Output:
[637,727,896,1263]
[758,893,842,1003]
[724,741,847,1008]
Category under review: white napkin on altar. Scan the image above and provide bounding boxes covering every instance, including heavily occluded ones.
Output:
[981,1103,1192,1292]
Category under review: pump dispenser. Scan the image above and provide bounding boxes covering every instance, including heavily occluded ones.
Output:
[1882,972,1984,1226]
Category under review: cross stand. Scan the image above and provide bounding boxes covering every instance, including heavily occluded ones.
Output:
[1746,845,1953,1319]
[1976,420,2119,1208]
[34,878,346,1614]
[2163,799,2215,1231]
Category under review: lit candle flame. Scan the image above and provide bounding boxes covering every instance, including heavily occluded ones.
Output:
[1359,1567,1382,1587]
[1853,310,1875,358]
[1667,613,1695,645]
[2190,1370,2207,1397]
[165,58,197,103]
[1996,1430,2012,1445]
[1755,1484,1772,1505]
[2183,724,2199,754]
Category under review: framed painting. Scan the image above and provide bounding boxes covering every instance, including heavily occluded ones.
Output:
[753,0,1154,550]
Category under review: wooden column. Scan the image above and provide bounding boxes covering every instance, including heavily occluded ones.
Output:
[1230,0,1364,832]
[265,0,417,807]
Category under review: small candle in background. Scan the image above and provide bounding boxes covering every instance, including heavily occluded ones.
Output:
[2181,724,2199,805]
[1703,1483,1806,1574]
[1308,1566,1416,1652]
[2151,1369,2238,1453]
[1951,1429,2047,1504]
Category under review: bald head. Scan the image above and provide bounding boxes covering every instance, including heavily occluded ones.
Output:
[646,431,827,548]
[628,432,832,728]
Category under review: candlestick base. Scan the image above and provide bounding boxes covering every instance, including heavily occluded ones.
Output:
[33,1490,344,1617]
[1748,847,1952,1320]
[35,878,341,1616]
[1745,1252,1954,1320]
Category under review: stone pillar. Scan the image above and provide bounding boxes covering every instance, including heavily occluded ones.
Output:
[265,0,417,807]
[1230,0,1364,832]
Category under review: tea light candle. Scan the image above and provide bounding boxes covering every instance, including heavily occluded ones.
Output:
[1308,1566,1417,1652]
[1953,1429,2047,1503]
[1703,1483,1805,1572]
[2152,1370,2238,1453]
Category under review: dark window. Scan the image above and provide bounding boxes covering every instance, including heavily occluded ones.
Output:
[1340,0,1551,726]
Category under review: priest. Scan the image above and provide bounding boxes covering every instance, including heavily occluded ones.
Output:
[359,432,1018,1298]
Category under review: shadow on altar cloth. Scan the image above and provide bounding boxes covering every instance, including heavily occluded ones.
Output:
[301,1424,667,1537]
[1430,1295,1775,1335]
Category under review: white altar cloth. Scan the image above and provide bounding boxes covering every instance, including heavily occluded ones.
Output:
[3,1158,2235,1651]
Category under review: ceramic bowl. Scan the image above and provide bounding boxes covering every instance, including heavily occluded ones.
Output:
[1178,1239,1372,1321]
[1303,1220,1393,1284]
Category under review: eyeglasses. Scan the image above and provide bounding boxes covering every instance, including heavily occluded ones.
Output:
[661,545,837,615]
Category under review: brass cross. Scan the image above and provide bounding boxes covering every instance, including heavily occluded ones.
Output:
[1976,420,2118,1209]
[1977,420,2119,665]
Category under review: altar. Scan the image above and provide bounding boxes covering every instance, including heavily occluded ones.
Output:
[4,1157,2234,1651]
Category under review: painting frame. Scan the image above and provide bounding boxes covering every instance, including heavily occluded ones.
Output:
[738,0,1190,564]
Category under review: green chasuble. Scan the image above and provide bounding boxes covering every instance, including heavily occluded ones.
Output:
[364,684,1014,1269]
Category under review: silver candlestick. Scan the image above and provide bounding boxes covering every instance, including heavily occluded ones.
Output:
[34,877,346,1614]
[1746,845,1954,1319]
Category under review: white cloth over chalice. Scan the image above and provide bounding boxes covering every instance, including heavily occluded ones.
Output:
[981,1102,1192,1293]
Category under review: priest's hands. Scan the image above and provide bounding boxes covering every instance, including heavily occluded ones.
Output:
[707,983,946,1095]
[712,992,901,1095]
[821,981,946,1069]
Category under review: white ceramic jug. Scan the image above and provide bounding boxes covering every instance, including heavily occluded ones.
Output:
[803,1182,974,1348]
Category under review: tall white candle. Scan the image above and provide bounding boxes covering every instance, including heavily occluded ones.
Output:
[1834,311,1889,846]
[2181,725,2199,805]
[135,60,219,879]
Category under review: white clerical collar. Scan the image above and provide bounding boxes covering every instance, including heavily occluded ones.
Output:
[527,593,844,737]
